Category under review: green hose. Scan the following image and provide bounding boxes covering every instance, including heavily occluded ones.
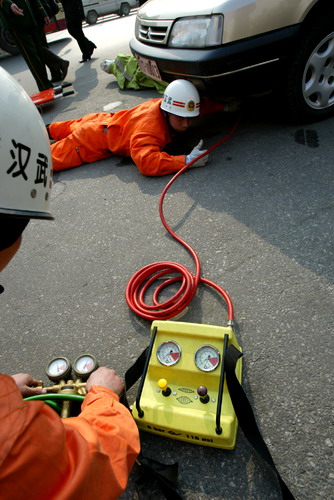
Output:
[41,399,62,413]
[24,393,85,402]
[24,393,85,415]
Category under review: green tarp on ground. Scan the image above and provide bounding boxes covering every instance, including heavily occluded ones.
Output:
[101,54,168,93]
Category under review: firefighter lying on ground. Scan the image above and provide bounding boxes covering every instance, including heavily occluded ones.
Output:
[0,68,140,500]
[48,79,237,176]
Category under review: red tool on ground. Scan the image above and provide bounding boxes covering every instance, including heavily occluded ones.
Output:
[30,82,74,106]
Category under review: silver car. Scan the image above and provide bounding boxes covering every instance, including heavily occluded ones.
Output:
[130,0,334,121]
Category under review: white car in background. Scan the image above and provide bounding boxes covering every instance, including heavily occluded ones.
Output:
[130,0,334,121]
[83,0,138,24]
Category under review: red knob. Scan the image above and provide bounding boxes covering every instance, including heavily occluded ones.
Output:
[197,386,207,397]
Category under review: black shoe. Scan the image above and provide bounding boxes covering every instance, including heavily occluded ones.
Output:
[60,60,69,80]
[51,71,63,83]
[51,60,70,81]
[88,42,97,57]
[79,56,91,63]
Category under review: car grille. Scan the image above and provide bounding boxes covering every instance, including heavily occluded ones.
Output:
[136,19,173,45]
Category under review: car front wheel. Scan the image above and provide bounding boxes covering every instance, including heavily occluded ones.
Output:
[86,10,98,24]
[0,28,19,55]
[119,3,130,16]
[285,15,334,122]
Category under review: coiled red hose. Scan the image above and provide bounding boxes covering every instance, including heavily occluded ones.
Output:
[126,116,240,322]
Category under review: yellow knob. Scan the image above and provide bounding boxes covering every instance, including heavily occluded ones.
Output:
[158,378,168,391]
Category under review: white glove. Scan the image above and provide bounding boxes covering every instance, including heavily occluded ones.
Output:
[100,59,114,74]
[185,140,208,168]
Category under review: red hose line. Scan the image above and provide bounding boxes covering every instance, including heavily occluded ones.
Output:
[125,116,240,322]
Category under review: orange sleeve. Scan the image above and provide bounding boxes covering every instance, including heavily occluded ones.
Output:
[0,375,140,500]
[66,385,140,496]
[130,131,186,176]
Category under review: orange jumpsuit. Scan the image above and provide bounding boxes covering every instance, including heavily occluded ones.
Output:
[0,374,140,499]
[49,98,226,176]
[50,98,186,176]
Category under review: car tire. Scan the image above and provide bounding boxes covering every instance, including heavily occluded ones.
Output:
[86,10,98,24]
[0,28,19,55]
[119,3,130,16]
[284,14,334,122]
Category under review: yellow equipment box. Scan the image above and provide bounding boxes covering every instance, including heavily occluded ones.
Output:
[132,320,242,450]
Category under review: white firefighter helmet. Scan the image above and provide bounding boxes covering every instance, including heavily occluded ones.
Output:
[0,67,53,220]
[160,79,200,117]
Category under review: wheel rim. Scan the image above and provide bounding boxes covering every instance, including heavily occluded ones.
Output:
[2,28,16,49]
[303,32,334,110]
[87,12,97,23]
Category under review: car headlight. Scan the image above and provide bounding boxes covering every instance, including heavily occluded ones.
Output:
[169,15,223,48]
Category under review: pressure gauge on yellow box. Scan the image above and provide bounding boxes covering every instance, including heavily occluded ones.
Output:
[156,340,181,366]
[194,345,220,372]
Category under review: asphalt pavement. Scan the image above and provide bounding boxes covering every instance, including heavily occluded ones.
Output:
[0,13,333,500]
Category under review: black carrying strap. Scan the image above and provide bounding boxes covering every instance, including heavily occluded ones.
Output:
[225,345,295,500]
[135,455,183,500]
[125,347,149,392]
[120,347,149,409]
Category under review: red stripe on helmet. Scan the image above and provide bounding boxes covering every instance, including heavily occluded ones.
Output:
[172,100,185,107]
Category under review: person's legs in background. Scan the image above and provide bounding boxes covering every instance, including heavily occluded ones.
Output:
[11,28,53,91]
[66,19,96,62]
[40,31,70,83]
